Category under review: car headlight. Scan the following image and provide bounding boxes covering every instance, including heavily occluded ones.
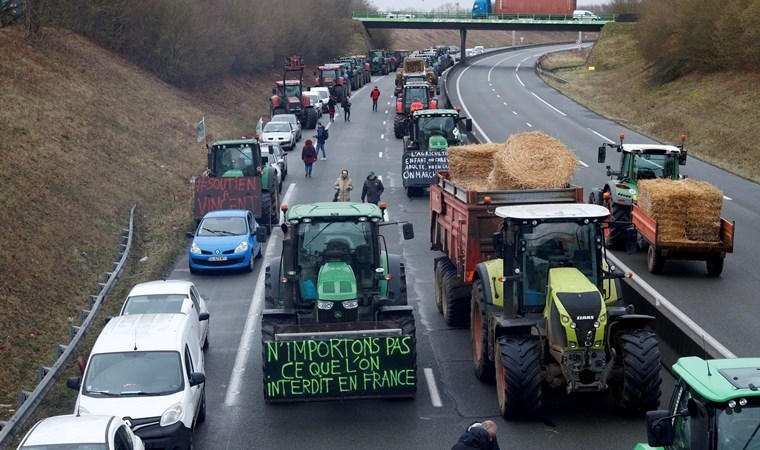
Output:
[160,403,184,427]
[234,241,249,254]
[317,301,334,310]
[190,242,202,255]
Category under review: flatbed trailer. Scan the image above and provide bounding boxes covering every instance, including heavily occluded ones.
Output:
[631,203,734,276]
[429,171,583,326]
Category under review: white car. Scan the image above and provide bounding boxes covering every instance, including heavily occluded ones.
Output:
[573,9,599,20]
[304,91,323,117]
[261,121,296,151]
[271,113,301,142]
[119,280,210,350]
[17,414,145,450]
[473,45,485,54]
[262,142,287,180]
[310,87,331,113]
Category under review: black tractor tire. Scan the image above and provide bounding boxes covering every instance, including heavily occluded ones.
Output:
[264,266,276,309]
[495,336,542,419]
[378,308,416,338]
[261,193,272,235]
[434,259,444,313]
[440,258,470,328]
[393,115,406,139]
[394,263,408,306]
[334,85,345,102]
[647,245,664,274]
[706,257,724,277]
[271,187,280,226]
[471,280,495,381]
[612,329,662,416]
[382,65,388,75]
[305,108,318,129]
[606,202,631,249]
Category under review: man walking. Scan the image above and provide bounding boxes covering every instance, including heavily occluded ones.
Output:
[341,95,352,122]
[334,169,354,202]
[370,86,381,112]
[315,121,327,160]
[361,171,384,205]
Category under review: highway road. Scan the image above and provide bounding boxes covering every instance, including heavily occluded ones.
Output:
[154,57,695,449]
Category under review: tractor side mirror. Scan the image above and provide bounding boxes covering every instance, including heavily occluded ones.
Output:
[256,226,267,243]
[597,145,606,163]
[492,232,504,255]
[625,228,638,254]
[645,410,675,447]
[678,150,687,165]
[465,118,473,132]
[402,223,414,240]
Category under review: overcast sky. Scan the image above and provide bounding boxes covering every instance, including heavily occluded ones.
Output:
[369,0,603,10]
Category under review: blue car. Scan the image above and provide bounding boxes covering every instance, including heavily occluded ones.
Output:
[188,209,266,274]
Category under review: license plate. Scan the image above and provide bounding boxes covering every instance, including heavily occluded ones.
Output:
[209,256,227,262]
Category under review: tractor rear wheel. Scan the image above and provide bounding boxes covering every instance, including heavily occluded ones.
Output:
[261,194,272,235]
[393,115,406,139]
[264,266,276,309]
[305,108,318,129]
[434,259,444,313]
[606,203,631,249]
[706,257,724,277]
[613,329,662,416]
[440,258,469,328]
[647,245,664,274]
[395,263,408,306]
[495,336,542,419]
[471,280,494,381]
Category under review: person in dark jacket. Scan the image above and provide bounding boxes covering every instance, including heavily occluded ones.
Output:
[361,171,384,205]
[370,86,381,111]
[301,139,318,178]
[455,421,500,450]
[327,96,336,122]
[315,121,327,160]
[341,95,352,122]
[451,426,490,450]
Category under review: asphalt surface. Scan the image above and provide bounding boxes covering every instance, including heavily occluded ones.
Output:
[157,48,760,448]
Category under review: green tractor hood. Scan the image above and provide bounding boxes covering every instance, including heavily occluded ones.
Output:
[318,261,357,302]
[428,135,449,150]
[545,267,607,351]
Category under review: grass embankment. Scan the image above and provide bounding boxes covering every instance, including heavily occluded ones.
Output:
[539,23,760,184]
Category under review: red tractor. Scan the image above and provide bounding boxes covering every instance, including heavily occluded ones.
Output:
[314,63,348,102]
[271,55,318,129]
[393,81,437,138]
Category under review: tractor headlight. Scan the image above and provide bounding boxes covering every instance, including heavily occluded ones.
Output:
[594,341,602,348]
[569,342,577,348]
[342,300,359,309]
[318,301,334,310]
[190,242,202,255]
[570,322,576,329]
[593,321,600,328]
[598,313,606,323]
[234,241,249,253]
[561,315,570,324]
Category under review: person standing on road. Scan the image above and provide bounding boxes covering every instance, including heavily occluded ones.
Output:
[370,86,381,112]
[315,121,327,160]
[301,139,318,178]
[341,95,352,122]
[327,96,336,122]
[361,171,384,205]
[333,169,353,202]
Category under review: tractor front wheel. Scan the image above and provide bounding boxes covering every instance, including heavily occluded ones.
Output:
[393,115,406,139]
[495,336,542,419]
[471,280,494,381]
[606,203,631,249]
[264,266,276,309]
[440,258,469,328]
[612,329,662,415]
[261,194,272,235]
[305,108,318,129]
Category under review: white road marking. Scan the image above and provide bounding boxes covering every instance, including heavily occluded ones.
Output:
[724,195,732,200]
[224,185,297,406]
[379,151,383,158]
[587,128,614,143]
[521,55,533,63]
[530,91,567,116]
[526,122,532,127]
[512,111,517,115]
[424,368,443,407]
[515,74,525,87]
[383,120,387,125]
[380,134,385,140]
[503,102,507,106]
[578,160,589,167]
[496,94,500,98]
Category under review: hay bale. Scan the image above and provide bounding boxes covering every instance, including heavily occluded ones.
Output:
[455,177,491,192]
[638,179,722,243]
[448,143,501,180]
[487,131,578,190]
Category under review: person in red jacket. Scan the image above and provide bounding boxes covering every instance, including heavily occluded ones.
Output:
[370,86,381,112]
[301,139,318,178]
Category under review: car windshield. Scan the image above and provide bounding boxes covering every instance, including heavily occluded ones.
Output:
[315,91,329,101]
[717,401,760,449]
[83,351,183,396]
[264,122,290,133]
[272,115,297,126]
[21,445,108,450]
[198,216,247,236]
[122,294,187,315]
[519,221,599,311]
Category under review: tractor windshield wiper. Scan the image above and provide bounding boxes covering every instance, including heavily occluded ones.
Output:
[742,420,760,450]
[304,222,334,249]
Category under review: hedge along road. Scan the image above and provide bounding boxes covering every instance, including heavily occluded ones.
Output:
[451,43,760,359]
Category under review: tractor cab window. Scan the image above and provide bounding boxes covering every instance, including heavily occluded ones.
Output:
[671,383,693,449]
[717,398,760,449]
[404,87,428,108]
[520,221,598,311]
[418,116,456,144]
[218,146,255,177]
[284,85,300,97]
[321,69,339,80]
[629,153,677,180]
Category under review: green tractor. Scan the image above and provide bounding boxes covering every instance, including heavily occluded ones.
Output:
[637,356,760,450]
[192,138,280,233]
[261,202,417,402]
[589,134,687,248]
[368,49,391,75]
[470,203,662,418]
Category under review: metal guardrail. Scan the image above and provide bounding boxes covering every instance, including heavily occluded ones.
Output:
[535,56,569,84]
[0,205,136,448]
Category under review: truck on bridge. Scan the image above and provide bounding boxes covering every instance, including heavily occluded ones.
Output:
[472,0,577,17]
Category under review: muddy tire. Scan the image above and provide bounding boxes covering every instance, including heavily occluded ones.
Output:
[613,329,662,416]
[496,336,542,419]
[440,258,469,328]
[606,202,631,249]
[471,280,494,381]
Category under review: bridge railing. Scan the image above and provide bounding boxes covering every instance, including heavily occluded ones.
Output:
[352,11,617,22]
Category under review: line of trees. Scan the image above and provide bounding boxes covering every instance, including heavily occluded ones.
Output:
[22,0,392,85]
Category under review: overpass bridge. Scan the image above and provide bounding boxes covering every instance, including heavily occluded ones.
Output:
[352,11,616,62]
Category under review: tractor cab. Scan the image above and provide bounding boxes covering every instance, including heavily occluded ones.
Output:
[495,203,619,317]
[598,134,686,189]
[408,110,471,151]
[271,55,309,118]
[398,82,434,113]
[207,140,261,178]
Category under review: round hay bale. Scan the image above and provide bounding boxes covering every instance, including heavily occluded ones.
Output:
[448,143,501,181]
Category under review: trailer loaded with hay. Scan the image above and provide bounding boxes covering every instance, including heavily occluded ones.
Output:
[429,132,583,327]
[632,179,734,276]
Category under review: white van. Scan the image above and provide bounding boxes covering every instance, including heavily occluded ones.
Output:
[67,314,206,450]
[573,9,599,20]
